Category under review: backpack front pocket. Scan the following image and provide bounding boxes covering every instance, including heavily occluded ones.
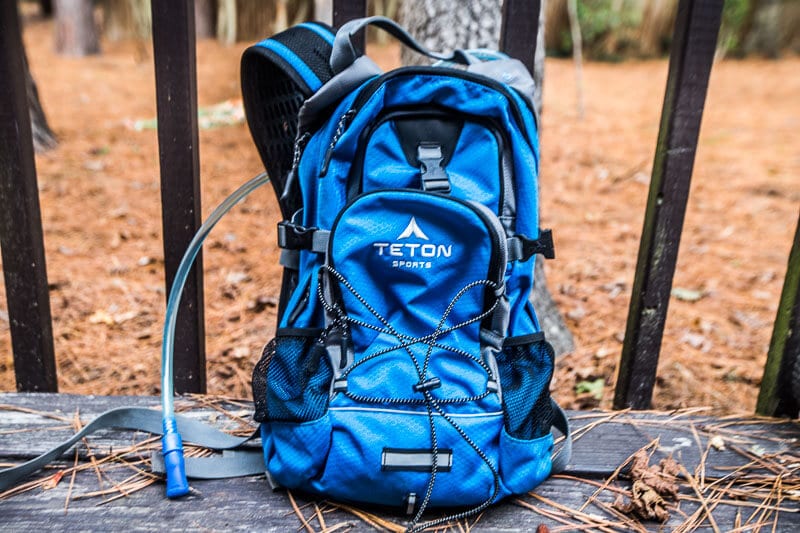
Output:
[323,189,508,406]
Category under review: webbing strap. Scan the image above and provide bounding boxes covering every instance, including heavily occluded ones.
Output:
[550,399,572,474]
[0,407,261,491]
[150,449,264,479]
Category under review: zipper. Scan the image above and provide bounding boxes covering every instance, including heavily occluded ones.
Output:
[350,67,533,139]
[319,109,356,177]
[280,132,312,204]
[286,274,312,326]
[327,189,507,295]
[317,66,534,182]
[345,105,512,215]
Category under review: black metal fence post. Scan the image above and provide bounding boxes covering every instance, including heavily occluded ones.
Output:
[499,0,541,75]
[333,0,367,49]
[151,0,206,394]
[614,0,724,410]
[757,211,800,417]
[0,2,57,392]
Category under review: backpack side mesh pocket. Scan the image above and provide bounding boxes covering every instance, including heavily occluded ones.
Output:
[495,332,555,440]
[252,328,331,423]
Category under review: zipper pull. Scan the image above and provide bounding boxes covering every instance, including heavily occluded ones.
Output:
[280,132,311,204]
[320,110,356,177]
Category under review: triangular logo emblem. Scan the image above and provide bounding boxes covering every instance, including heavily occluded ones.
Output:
[397,217,429,240]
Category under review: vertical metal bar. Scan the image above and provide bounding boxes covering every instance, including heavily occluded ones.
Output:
[499,0,541,75]
[757,210,800,417]
[0,2,57,392]
[614,0,723,410]
[333,0,367,49]
[151,0,206,394]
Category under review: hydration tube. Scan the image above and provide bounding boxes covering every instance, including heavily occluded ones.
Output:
[160,172,270,498]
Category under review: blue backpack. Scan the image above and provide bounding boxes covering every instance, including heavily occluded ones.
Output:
[243,17,571,527]
[0,17,570,531]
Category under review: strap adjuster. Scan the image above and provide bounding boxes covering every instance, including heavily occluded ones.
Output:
[507,229,555,262]
[277,221,329,253]
[277,221,314,250]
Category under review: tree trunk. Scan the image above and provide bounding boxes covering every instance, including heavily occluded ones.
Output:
[314,0,333,24]
[54,0,100,56]
[24,54,57,153]
[398,0,575,356]
[195,0,217,39]
[100,0,151,41]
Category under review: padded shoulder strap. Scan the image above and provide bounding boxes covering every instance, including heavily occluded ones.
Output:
[241,21,336,218]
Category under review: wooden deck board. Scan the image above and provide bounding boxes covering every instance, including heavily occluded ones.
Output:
[1,393,797,531]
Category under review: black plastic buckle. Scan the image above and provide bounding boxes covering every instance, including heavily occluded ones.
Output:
[523,229,555,260]
[418,144,451,193]
[277,221,315,250]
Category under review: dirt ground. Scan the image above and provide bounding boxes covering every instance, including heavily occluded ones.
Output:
[1,16,798,414]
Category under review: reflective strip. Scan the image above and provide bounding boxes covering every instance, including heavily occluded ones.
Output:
[381,448,453,472]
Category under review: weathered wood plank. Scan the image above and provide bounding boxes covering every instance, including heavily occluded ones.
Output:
[5,474,796,532]
[0,394,797,531]
[0,2,57,392]
[758,210,800,417]
[150,0,206,394]
[615,0,724,410]
[1,394,796,477]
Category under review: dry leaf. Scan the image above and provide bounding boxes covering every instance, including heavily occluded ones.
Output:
[613,450,679,522]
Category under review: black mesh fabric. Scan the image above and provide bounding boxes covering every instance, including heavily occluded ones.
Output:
[495,335,555,439]
[251,329,330,423]
[240,23,335,218]
[252,339,276,422]
[271,25,335,83]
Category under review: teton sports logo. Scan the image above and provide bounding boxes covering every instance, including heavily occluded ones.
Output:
[373,217,453,269]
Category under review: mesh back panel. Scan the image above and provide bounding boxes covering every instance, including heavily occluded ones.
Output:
[495,338,555,439]
[241,23,335,218]
[252,330,330,423]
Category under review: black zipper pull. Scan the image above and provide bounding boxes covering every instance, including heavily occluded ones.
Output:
[320,110,355,177]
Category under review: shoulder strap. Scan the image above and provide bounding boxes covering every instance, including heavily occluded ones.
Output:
[240,21,336,219]
[241,22,337,322]
[0,407,263,492]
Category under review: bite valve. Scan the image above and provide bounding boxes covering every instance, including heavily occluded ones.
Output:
[161,417,189,498]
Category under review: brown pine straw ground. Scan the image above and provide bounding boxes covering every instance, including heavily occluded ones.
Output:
[1,18,800,414]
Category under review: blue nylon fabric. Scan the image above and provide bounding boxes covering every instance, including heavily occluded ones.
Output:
[262,66,558,510]
[261,408,554,507]
[315,74,540,335]
[362,121,502,213]
[329,190,498,407]
[284,72,542,334]
[319,74,539,231]
[256,39,323,92]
